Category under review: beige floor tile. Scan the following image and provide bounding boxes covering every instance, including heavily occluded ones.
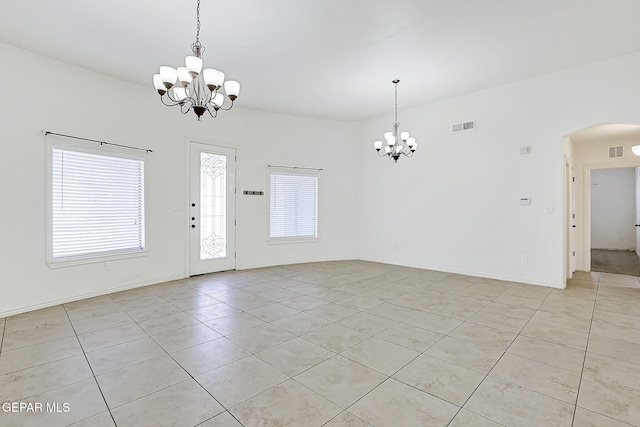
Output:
[226,295,274,311]
[493,294,543,310]
[109,287,155,302]
[363,302,419,321]
[197,356,288,407]
[295,355,386,408]
[588,334,640,364]
[489,353,580,403]
[114,295,166,312]
[466,308,529,333]
[307,289,353,303]
[125,302,182,322]
[595,300,640,318]
[4,309,70,334]
[2,322,76,351]
[337,312,396,336]
[246,303,300,322]
[529,310,591,333]
[256,337,335,376]
[171,337,250,376]
[86,337,165,375]
[448,409,503,427]
[551,288,597,301]
[198,411,244,427]
[390,290,447,310]
[425,337,504,374]
[425,295,488,320]
[63,295,115,311]
[539,294,595,319]
[170,294,221,311]
[572,407,635,427]
[69,411,116,427]
[71,311,134,335]
[402,311,463,334]
[77,323,147,353]
[324,411,372,427]
[521,318,589,349]
[305,303,359,322]
[590,320,640,345]
[335,295,385,311]
[231,380,341,427]
[152,323,221,353]
[456,284,505,301]
[208,288,253,302]
[0,336,82,375]
[302,323,369,353]
[111,379,223,427]
[480,301,536,320]
[65,302,125,323]
[507,335,585,373]
[0,355,93,402]
[97,355,190,408]
[341,337,419,375]
[206,312,265,335]
[136,311,198,336]
[350,378,459,427]
[578,374,640,426]
[464,377,575,427]
[593,309,640,329]
[227,323,295,353]
[428,279,474,294]
[599,273,640,286]
[449,322,516,351]
[0,379,107,427]
[375,322,443,352]
[503,284,551,301]
[186,303,241,322]
[271,312,330,335]
[394,354,485,406]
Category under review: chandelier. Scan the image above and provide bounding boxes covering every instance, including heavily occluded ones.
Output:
[373,80,417,162]
[152,0,240,121]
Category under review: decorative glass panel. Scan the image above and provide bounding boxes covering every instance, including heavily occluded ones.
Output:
[200,152,227,259]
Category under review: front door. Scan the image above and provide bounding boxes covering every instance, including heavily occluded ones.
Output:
[189,142,236,275]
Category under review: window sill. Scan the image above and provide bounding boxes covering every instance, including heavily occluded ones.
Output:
[47,249,148,269]
[267,237,319,245]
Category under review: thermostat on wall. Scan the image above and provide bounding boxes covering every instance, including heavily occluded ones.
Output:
[519,198,531,205]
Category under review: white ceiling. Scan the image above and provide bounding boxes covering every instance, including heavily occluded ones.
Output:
[2,0,640,121]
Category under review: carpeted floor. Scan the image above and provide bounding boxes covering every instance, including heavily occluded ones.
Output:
[591,249,640,276]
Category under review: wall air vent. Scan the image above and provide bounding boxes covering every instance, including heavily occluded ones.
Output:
[608,146,624,158]
[452,120,476,133]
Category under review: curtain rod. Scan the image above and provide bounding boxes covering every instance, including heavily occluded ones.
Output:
[43,131,153,153]
[267,164,323,171]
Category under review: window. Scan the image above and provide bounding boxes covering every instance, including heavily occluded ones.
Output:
[269,169,318,241]
[48,143,146,263]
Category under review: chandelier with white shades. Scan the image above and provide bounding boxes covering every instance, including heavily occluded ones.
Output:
[152,0,240,121]
[373,80,417,162]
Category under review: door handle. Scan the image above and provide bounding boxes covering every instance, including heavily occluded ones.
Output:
[572,225,576,228]
[636,224,640,227]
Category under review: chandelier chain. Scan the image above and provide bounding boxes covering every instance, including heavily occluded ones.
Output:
[196,0,201,43]
[394,82,398,123]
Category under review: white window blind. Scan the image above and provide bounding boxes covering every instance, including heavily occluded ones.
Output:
[51,147,145,261]
[269,172,318,240]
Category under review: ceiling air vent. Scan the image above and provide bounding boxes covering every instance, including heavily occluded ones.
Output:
[452,120,475,133]
[608,146,624,158]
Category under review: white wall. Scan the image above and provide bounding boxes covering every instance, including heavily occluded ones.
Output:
[0,42,360,316]
[359,52,640,288]
[590,168,635,250]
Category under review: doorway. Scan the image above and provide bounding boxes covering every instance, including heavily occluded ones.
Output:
[189,142,236,275]
[590,167,640,275]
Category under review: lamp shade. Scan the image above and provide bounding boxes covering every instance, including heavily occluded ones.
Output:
[203,68,225,88]
[387,136,396,146]
[159,66,178,89]
[633,145,640,156]
[224,80,241,100]
[384,131,393,141]
[177,67,192,86]
[185,56,203,76]
[373,140,383,150]
[153,74,165,91]
[401,131,409,141]
[384,146,391,154]
[211,93,224,107]
[173,86,188,101]
[407,137,416,148]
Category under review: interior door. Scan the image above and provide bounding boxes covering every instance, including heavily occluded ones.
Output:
[636,167,640,256]
[189,142,236,275]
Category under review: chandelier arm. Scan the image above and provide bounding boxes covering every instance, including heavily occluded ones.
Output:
[160,94,188,108]
[217,99,235,111]
[204,106,219,119]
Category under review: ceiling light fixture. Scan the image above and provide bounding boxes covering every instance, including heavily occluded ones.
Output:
[632,145,640,156]
[152,0,240,121]
[373,80,417,163]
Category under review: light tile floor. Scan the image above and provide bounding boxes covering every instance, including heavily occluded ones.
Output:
[0,261,639,426]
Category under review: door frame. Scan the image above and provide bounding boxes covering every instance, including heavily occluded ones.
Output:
[582,161,640,272]
[564,156,576,279]
[184,137,238,277]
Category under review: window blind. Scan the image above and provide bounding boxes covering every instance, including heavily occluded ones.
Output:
[269,173,318,239]
[51,147,145,260]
